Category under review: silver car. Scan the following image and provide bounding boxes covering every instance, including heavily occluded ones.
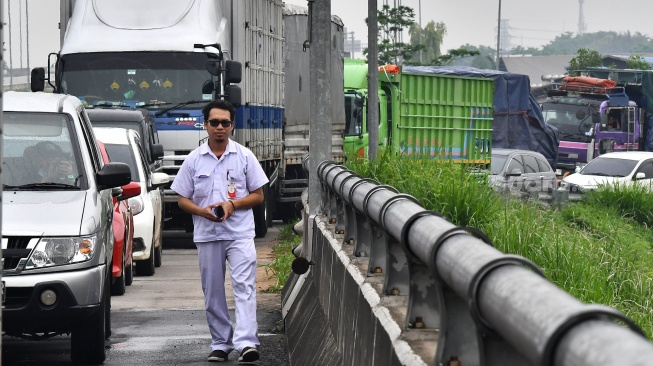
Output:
[490,148,559,194]
[2,91,131,364]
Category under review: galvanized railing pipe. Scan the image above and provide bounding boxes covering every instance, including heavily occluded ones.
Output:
[316,161,653,366]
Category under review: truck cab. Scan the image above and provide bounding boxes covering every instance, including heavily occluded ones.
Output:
[541,69,649,175]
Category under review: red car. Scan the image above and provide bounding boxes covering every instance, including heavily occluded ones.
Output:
[98,141,141,296]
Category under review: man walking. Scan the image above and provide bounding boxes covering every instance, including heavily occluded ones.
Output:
[171,100,268,362]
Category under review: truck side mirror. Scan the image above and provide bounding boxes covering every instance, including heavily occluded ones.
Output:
[202,80,215,95]
[151,144,164,161]
[599,113,608,131]
[31,68,46,92]
[206,60,221,76]
[224,60,242,84]
[224,85,242,107]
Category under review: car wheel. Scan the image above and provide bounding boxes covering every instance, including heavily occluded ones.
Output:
[71,272,108,364]
[111,251,127,296]
[125,262,134,286]
[154,243,162,268]
[137,243,155,276]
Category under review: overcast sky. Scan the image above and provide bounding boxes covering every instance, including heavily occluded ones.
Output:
[4,0,653,70]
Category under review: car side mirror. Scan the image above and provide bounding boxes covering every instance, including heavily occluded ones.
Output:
[507,168,523,176]
[635,172,646,180]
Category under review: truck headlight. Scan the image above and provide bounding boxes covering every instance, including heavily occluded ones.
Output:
[25,235,97,269]
[128,196,144,215]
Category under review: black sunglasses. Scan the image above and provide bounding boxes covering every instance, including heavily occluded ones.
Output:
[206,119,233,128]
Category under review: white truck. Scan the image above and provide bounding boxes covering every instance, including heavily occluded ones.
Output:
[32,0,345,237]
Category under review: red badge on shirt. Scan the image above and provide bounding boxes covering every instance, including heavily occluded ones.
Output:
[227,182,237,199]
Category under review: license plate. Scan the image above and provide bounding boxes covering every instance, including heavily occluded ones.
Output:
[1,281,5,304]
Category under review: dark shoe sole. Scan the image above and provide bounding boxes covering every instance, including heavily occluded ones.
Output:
[238,348,259,362]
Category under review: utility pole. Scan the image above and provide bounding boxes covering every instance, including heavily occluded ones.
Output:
[496,0,501,70]
[308,0,332,215]
[368,0,379,160]
[418,0,422,64]
[349,31,355,59]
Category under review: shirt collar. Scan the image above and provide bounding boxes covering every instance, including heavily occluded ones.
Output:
[200,139,235,157]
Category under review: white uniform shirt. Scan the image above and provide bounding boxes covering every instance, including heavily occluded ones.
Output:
[171,140,269,242]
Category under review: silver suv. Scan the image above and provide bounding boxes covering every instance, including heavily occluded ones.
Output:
[2,91,131,364]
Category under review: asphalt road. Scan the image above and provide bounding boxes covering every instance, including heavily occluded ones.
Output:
[2,227,289,365]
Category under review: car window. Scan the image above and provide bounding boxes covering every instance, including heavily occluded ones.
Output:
[2,112,85,189]
[636,161,653,179]
[104,143,141,182]
[537,157,552,172]
[507,156,524,174]
[581,157,638,177]
[522,155,538,174]
[490,155,508,175]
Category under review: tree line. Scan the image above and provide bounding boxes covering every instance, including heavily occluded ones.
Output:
[366,4,653,70]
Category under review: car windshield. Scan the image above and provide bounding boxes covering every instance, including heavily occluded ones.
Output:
[2,112,84,190]
[490,155,508,175]
[580,157,638,177]
[104,144,141,182]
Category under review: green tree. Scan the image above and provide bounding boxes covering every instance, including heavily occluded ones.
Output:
[365,4,424,65]
[626,55,652,70]
[408,20,446,65]
[568,48,602,72]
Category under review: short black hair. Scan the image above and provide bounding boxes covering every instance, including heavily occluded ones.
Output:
[202,100,236,121]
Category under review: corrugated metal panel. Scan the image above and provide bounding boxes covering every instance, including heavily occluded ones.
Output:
[232,0,284,161]
[281,4,345,163]
[395,72,494,163]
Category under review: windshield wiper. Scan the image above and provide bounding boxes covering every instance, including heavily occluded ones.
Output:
[154,100,206,117]
[5,182,80,190]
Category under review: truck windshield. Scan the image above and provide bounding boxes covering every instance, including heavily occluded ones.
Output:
[59,52,219,108]
[541,103,595,142]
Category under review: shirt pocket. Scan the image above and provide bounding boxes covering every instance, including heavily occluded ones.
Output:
[192,173,213,199]
[230,170,247,198]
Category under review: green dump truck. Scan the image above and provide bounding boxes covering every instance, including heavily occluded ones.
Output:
[344,59,495,165]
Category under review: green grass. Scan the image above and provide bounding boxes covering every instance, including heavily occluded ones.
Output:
[265,150,653,339]
[261,221,300,293]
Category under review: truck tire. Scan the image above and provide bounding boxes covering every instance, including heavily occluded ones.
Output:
[71,273,108,364]
[254,184,269,238]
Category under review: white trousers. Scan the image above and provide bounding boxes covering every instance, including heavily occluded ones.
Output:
[196,239,259,353]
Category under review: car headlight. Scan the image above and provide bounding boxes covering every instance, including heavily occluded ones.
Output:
[25,235,97,269]
[128,196,145,215]
[567,183,583,193]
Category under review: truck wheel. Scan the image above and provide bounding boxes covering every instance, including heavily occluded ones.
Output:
[265,184,275,228]
[71,273,107,364]
[137,244,156,276]
[254,184,269,238]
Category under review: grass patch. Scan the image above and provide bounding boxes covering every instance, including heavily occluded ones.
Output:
[261,220,300,293]
[266,151,653,339]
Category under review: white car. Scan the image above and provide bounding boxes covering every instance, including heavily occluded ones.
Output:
[562,151,653,194]
[93,127,169,276]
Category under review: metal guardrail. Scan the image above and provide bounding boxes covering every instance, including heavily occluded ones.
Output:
[315,160,653,366]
